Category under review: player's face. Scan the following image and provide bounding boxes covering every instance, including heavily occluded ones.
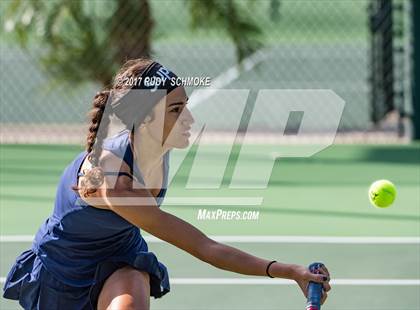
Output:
[145,87,194,149]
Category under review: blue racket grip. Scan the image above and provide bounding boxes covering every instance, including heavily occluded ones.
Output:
[306,262,324,310]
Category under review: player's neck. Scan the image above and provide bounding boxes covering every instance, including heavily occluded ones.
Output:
[131,127,168,176]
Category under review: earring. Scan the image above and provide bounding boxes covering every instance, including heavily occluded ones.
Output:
[139,115,152,129]
[144,115,152,123]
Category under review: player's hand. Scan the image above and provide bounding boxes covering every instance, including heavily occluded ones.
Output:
[291,264,331,304]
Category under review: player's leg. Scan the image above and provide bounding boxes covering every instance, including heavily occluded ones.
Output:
[97,266,150,310]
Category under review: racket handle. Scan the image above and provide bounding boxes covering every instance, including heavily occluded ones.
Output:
[306,262,324,310]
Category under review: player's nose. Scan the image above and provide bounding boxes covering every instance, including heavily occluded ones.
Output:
[181,107,194,126]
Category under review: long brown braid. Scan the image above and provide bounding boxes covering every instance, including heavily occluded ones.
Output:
[75,58,153,197]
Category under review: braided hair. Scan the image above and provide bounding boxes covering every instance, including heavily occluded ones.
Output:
[75,58,153,197]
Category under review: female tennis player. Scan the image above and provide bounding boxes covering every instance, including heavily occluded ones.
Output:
[3,59,331,309]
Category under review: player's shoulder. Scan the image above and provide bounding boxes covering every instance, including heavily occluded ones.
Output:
[99,149,132,174]
[103,130,130,153]
[76,149,133,210]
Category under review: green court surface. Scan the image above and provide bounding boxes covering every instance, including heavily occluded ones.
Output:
[1,143,419,309]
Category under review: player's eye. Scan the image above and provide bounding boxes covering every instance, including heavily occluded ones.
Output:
[169,100,187,114]
[170,104,185,113]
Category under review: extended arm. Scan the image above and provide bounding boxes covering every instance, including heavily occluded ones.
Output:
[80,152,330,300]
[105,189,294,278]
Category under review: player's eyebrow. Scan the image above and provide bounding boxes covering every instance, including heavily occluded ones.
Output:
[168,97,189,107]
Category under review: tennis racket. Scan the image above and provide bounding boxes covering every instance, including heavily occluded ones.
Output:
[306,262,324,310]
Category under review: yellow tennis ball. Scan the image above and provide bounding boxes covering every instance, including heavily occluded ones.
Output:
[368,180,396,208]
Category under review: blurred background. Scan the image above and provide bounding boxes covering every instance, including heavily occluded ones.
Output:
[1,0,419,309]
[0,0,419,143]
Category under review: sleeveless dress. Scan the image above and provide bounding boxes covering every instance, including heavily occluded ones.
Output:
[2,130,171,310]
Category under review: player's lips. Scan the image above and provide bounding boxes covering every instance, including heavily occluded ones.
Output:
[181,126,191,137]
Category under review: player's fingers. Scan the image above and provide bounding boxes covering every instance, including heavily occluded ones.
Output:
[317,268,330,285]
[323,280,331,292]
[309,273,326,283]
[320,265,330,277]
[316,267,329,277]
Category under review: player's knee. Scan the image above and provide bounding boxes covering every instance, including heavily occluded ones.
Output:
[107,294,138,310]
[98,267,150,309]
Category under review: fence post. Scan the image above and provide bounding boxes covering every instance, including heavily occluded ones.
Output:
[413,0,420,140]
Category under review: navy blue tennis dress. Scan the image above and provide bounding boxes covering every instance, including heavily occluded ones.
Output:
[3,130,171,309]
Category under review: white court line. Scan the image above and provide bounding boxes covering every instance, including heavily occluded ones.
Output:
[1,235,419,244]
[170,278,420,286]
[77,197,264,206]
[0,277,418,286]
[163,197,264,205]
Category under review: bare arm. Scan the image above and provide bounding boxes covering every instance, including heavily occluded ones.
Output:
[90,184,286,276]
[80,152,330,299]
[108,192,294,278]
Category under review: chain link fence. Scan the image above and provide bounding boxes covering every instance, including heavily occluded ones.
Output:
[0,0,413,144]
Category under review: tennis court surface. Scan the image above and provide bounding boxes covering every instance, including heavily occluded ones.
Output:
[1,143,419,310]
